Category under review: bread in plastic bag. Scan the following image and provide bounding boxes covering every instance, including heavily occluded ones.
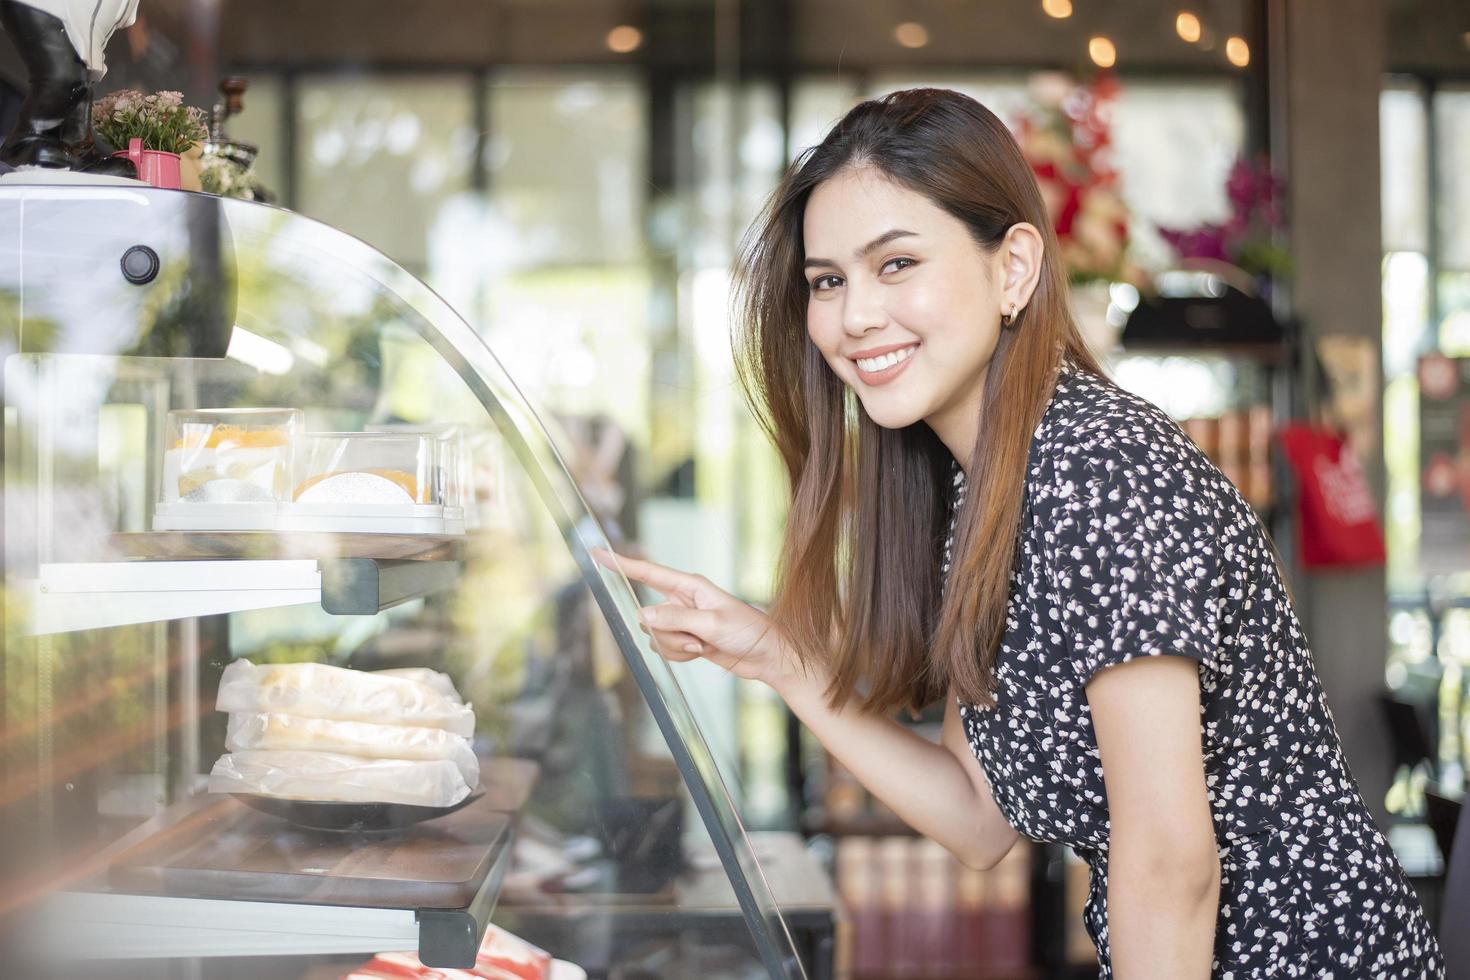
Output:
[372,666,464,703]
[216,660,475,736]
[225,712,479,787]
[208,749,471,807]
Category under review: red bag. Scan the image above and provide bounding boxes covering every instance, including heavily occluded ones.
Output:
[1277,424,1386,569]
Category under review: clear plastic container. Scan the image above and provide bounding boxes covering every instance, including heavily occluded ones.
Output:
[365,423,470,532]
[278,431,446,533]
[154,408,302,531]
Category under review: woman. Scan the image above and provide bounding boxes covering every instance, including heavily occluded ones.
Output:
[594,89,1443,978]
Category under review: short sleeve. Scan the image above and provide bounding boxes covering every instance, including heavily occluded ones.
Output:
[1044,422,1224,686]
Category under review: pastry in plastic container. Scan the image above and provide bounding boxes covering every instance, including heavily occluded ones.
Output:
[216,659,475,736]
[366,422,472,533]
[279,431,451,534]
[154,408,301,531]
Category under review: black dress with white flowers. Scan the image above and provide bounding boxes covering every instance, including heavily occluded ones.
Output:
[942,366,1443,978]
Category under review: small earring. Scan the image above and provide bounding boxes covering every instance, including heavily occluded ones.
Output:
[1002,302,1018,326]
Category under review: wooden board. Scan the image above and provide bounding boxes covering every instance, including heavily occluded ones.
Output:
[107,791,510,909]
[109,531,462,562]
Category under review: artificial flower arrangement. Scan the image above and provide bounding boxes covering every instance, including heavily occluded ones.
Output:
[1016,72,1146,287]
[94,89,209,156]
[1157,154,1293,289]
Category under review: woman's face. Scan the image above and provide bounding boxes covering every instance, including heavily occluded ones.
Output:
[803,166,1009,443]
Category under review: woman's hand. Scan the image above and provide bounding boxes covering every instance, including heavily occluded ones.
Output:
[590,547,798,688]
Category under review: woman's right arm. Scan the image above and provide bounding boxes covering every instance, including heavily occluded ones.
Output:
[779,670,1019,870]
[592,548,1019,870]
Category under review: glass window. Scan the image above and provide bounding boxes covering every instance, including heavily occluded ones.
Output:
[1382,84,1430,255]
[295,74,477,276]
[486,70,647,269]
[465,71,652,457]
[1435,86,1470,272]
[864,73,1033,129]
[790,76,859,162]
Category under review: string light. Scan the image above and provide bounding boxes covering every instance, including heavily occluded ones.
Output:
[1225,36,1250,67]
[894,22,930,49]
[1089,36,1117,68]
[1176,12,1202,43]
[606,25,642,53]
[1042,0,1073,18]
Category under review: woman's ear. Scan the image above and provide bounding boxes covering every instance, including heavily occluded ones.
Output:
[998,222,1045,319]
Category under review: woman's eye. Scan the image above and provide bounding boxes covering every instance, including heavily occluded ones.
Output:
[811,275,842,291]
[882,257,916,275]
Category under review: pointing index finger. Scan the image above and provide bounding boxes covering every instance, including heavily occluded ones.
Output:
[591,548,696,599]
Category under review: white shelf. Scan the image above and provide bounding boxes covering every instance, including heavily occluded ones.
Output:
[27,560,321,635]
[30,892,418,960]
[25,551,464,635]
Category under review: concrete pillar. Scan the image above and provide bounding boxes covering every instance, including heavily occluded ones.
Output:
[1279,0,1393,825]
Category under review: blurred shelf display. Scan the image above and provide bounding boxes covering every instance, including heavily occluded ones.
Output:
[0,184,824,979]
[793,720,1097,978]
[1111,271,1297,552]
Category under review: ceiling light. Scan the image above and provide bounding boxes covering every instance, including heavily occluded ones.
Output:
[894,22,930,49]
[1176,12,1202,43]
[1089,36,1117,68]
[1225,36,1250,67]
[606,25,642,54]
[1042,0,1073,18]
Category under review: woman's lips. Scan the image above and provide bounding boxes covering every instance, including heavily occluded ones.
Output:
[853,345,918,387]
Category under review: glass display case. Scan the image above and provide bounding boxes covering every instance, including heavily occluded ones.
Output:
[0,182,825,979]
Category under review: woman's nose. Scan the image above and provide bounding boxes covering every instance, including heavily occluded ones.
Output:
[841,280,886,335]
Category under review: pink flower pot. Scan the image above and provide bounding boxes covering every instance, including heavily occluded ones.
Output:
[113,138,183,189]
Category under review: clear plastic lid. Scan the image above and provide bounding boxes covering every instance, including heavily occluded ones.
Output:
[161,407,302,505]
[292,431,439,506]
[365,422,470,511]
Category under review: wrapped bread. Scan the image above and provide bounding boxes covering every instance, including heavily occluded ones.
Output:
[217,660,474,736]
[208,749,471,807]
[373,666,464,703]
[226,712,479,787]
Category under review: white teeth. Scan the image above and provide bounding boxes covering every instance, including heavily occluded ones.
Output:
[855,345,916,373]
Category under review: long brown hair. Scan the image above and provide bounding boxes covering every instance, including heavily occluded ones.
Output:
[733,88,1101,713]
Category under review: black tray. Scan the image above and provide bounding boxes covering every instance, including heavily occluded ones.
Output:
[233,785,486,833]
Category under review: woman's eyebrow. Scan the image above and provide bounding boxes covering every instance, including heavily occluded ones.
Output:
[804,229,919,269]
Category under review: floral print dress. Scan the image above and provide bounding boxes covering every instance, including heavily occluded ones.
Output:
[942,366,1443,978]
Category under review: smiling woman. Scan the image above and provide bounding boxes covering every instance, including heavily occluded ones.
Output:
[733,92,1097,715]
[596,88,1445,978]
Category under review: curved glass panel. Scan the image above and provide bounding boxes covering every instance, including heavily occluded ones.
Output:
[0,184,806,979]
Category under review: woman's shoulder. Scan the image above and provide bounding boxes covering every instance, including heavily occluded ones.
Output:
[1040,366,1206,468]
[1031,366,1227,510]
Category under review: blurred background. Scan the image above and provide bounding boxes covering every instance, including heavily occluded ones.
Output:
[2,1,1470,977]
